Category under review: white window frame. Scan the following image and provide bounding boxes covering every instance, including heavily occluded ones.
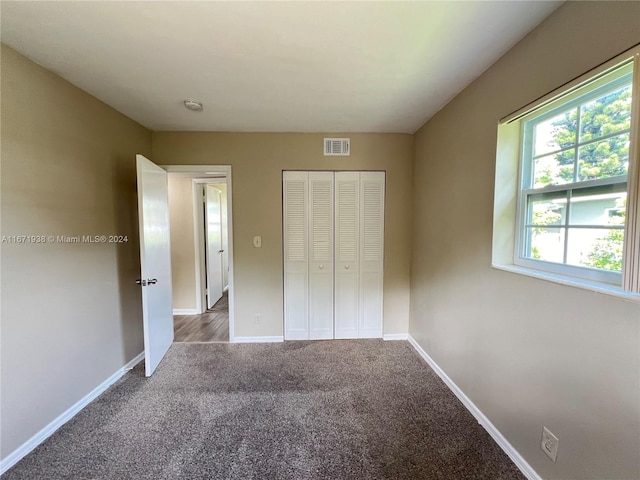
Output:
[492,45,640,298]
[514,64,633,285]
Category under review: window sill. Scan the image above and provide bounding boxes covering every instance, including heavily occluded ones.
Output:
[491,263,640,304]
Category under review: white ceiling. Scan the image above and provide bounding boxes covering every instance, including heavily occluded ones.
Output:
[0,1,562,133]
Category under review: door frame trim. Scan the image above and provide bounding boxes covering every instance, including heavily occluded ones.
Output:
[163,165,235,343]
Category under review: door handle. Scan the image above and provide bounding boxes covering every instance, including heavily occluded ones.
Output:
[218,250,224,253]
[345,265,350,270]
[136,278,157,286]
[147,278,158,285]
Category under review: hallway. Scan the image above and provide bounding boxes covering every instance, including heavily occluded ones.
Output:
[173,292,229,342]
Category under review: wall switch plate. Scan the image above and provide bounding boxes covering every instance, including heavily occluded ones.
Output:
[254,314,262,325]
[253,236,262,248]
[541,427,559,462]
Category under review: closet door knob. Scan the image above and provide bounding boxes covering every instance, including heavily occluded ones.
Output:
[345,265,350,270]
[319,264,324,270]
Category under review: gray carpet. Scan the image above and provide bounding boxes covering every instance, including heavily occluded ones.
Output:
[3,341,525,479]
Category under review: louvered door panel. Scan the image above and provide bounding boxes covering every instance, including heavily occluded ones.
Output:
[308,172,334,339]
[334,172,360,339]
[359,172,385,338]
[283,172,309,340]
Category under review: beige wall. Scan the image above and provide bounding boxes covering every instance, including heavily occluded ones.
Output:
[0,46,151,458]
[152,133,414,337]
[168,175,197,310]
[410,2,640,480]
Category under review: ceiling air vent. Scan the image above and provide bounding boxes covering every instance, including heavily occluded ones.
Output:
[324,138,350,156]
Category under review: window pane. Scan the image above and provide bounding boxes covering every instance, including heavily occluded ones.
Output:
[566,227,624,272]
[577,132,629,181]
[533,150,575,187]
[533,109,577,156]
[525,227,565,263]
[527,191,567,226]
[579,84,632,143]
[569,185,627,226]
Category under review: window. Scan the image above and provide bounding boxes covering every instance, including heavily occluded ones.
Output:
[493,47,640,296]
[516,63,633,284]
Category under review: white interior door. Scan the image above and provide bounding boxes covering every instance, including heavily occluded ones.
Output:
[334,172,360,339]
[283,172,309,340]
[212,182,229,290]
[359,172,385,338]
[136,154,174,377]
[205,185,223,309]
[309,172,334,339]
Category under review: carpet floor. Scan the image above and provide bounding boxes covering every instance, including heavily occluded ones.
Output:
[4,341,525,480]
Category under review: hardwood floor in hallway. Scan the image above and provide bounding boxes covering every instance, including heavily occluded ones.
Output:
[173,292,229,342]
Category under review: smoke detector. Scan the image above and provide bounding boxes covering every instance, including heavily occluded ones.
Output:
[184,100,203,112]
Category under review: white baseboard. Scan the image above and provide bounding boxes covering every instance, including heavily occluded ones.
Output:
[233,336,284,343]
[0,352,144,475]
[383,333,409,341]
[407,336,542,480]
[172,308,199,315]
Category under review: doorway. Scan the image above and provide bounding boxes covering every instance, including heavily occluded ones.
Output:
[165,165,235,343]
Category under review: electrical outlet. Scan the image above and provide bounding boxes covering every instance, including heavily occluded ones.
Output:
[541,427,559,462]
[254,314,262,325]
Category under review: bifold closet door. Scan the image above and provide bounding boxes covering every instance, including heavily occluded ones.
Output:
[334,171,385,339]
[284,171,334,340]
[285,170,384,341]
[358,172,385,338]
[283,172,309,340]
[334,172,360,339]
[308,172,335,339]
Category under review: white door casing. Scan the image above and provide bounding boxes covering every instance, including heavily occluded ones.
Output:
[136,154,174,376]
[205,185,224,309]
